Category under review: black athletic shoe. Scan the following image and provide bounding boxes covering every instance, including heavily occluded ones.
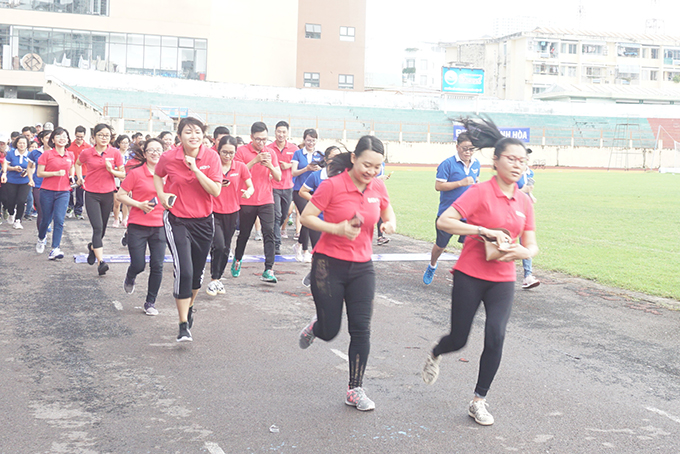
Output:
[87,243,96,265]
[302,272,311,288]
[121,231,128,247]
[177,322,192,342]
[98,261,109,276]
[187,305,194,329]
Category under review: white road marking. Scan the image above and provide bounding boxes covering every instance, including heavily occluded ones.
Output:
[204,442,226,454]
[377,294,404,305]
[331,349,348,361]
[112,301,123,311]
[647,407,680,424]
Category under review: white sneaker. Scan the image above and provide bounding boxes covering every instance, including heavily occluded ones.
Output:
[468,399,494,426]
[36,238,47,254]
[293,243,303,262]
[48,247,64,260]
[8,214,15,224]
[303,250,312,263]
[522,275,540,289]
[422,352,442,385]
[12,220,23,230]
[206,280,225,296]
[345,387,376,411]
[254,230,262,241]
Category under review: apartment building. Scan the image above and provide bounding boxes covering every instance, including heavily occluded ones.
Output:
[442,27,680,103]
[402,44,445,91]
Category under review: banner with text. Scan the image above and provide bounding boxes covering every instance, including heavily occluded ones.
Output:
[442,67,485,94]
[454,126,530,143]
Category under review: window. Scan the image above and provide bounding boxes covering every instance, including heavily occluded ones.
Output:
[304,72,320,87]
[420,75,428,85]
[305,24,321,39]
[582,44,606,56]
[560,43,577,54]
[560,65,576,77]
[338,74,354,89]
[533,63,558,75]
[339,26,355,42]
[617,44,639,58]
[533,86,548,94]
[650,70,658,81]
[651,48,659,59]
[0,0,109,16]
[420,59,428,71]
[643,69,658,81]
[406,59,415,68]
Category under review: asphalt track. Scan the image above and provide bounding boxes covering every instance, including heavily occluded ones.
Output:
[1,214,679,453]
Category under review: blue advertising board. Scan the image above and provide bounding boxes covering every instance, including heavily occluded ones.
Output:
[160,107,189,118]
[454,126,530,143]
[442,67,485,94]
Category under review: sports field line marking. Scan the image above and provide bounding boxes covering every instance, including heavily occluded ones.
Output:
[204,442,226,454]
[331,349,349,361]
[377,294,404,305]
[112,301,123,311]
[646,407,680,424]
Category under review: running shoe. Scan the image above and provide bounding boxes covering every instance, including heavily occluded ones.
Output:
[345,387,375,411]
[422,351,442,385]
[177,322,192,342]
[143,302,159,316]
[187,305,194,329]
[302,272,311,288]
[377,236,390,245]
[468,399,494,426]
[98,261,109,276]
[275,247,282,256]
[120,231,128,247]
[112,219,120,229]
[293,243,303,262]
[66,207,74,219]
[75,214,85,220]
[281,229,289,239]
[36,238,46,254]
[87,243,96,265]
[303,250,312,263]
[48,248,64,260]
[254,230,262,241]
[230,259,241,278]
[294,232,299,241]
[522,275,540,290]
[123,276,135,294]
[261,269,278,283]
[423,263,437,285]
[298,315,317,349]
[12,220,23,230]
[206,280,225,296]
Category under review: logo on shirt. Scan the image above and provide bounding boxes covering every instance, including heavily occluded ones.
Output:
[367,197,380,203]
[199,165,211,170]
[229,173,239,177]
[515,210,526,218]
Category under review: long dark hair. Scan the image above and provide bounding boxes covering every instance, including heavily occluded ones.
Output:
[129,138,163,170]
[457,115,526,158]
[218,135,239,152]
[328,135,384,178]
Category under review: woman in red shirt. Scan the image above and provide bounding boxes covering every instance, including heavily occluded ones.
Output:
[421,117,539,426]
[75,124,125,276]
[116,139,166,316]
[154,117,222,342]
[35,128,75,259]
[298,135,396,412]
[206,136,253,296]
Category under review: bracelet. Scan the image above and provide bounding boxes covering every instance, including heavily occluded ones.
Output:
[478,226,483,236]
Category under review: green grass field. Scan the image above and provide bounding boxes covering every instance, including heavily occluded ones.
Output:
[384,166,680,301]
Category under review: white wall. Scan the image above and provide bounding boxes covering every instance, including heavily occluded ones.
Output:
[0,99,57,134]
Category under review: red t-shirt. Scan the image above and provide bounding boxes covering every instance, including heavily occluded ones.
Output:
[38,148,75,192]
[310,170,390,263]
[213,160,251,215]
[453,177,536,282]
[120,164,165,227]
[155,145,222,219]
[268,141,297,190]
[234,143,279,206]
[67,141,90,175]
[78,146,124,193]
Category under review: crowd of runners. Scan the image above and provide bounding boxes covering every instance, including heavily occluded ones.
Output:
[0,116,538,426]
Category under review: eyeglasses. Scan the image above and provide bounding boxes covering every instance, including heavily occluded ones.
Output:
[220,150,235,155]
[96,134,111,139]
[500,155,528,165]
[459,146,475,153]
[146,149,163,155]
[252,137,268,143]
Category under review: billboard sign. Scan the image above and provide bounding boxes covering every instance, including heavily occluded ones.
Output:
[454,126,530,143]
[442,67,485,94]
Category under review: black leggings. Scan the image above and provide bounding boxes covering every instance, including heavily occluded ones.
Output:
[433,270,515,398]
[211,211,238,280]
[293,190,313,251]
[126,223,166,304]
[33,187,42,232]
[85,191,114,248]
[3,182,31,219]
[234,204,275,270]
[310,253,375,389]
[164,211,214,300]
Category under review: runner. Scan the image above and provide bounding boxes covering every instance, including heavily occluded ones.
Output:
[232,121,282,283]
[298,135,396,411]
[517,157,540,289]
[154,117,222,342]
[66,125,89,220]
[267,121,297,255]
[1,135,32,229]
[423,132,480,285]
[206,136,254,296]
[116,139,166,316]
[290,129,323,262]
[27,138,46,232]
[421,116,538,426]
[35,128,75,259]
[158,131,174,151]
[112,134,132,228]
[75,124,125,276]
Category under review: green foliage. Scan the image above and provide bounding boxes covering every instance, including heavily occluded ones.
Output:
[402,67,416,74]
[385,167,680,300]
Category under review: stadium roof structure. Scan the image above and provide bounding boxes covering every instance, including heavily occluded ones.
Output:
[534,83,680,104]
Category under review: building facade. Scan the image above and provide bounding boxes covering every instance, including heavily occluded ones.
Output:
[402,44,445,91]
[442,28,680,103]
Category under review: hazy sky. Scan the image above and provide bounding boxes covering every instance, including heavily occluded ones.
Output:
[365,0,680,76]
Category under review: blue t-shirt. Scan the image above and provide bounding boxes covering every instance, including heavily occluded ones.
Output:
[303,168,328,220]
[436,155,481,216]
[28,148,44,188]
[517,167,535,190]
[291,148,324,191]
[4,148,31,184]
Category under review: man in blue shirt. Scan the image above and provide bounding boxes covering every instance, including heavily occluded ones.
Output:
[517,159,540,289]
[423,132,481,285]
